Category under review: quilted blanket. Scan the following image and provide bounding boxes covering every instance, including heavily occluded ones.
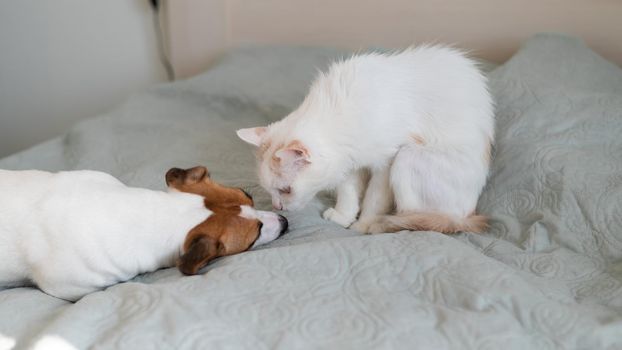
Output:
[0,33,621,349]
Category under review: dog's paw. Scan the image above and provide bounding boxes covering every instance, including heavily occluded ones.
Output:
[323,208,356,228]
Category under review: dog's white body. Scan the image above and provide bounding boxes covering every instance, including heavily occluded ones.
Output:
[0,169,210,300]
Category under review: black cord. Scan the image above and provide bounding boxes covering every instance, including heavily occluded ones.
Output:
[150,0,174,81]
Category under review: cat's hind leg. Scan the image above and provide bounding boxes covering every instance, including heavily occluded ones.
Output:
[350,165,394,233]
[323,169,368,227]
[368,142,488,234]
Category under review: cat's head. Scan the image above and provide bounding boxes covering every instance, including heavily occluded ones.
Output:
[237,126,323,211]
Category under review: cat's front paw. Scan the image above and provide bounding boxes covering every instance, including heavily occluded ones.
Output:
[323,208,356,228]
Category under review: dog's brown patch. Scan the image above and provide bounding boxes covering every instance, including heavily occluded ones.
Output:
[167,166,263,275]
[178,208,260,275]
[167,166,253,208]
[177,236,222,275]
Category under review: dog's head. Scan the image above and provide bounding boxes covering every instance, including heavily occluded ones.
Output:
[166,166,288,275]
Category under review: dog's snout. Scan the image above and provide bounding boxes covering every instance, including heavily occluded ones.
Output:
[278,215,289,235]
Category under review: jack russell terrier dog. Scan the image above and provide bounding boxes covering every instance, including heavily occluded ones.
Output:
[0,166,288,301]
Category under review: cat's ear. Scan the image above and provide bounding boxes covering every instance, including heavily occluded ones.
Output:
[275,141,311,167]
[236,127,267,147]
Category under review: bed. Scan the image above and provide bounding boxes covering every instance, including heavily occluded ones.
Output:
[1,33,621,349]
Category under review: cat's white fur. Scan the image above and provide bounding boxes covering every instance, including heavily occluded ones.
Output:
[237,45,494,234]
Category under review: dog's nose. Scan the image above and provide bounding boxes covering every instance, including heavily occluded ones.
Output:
[278,215,289,235]
[165,168,185,185]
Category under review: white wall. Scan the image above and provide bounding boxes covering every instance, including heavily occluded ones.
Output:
[0,0,167,157]
[164,0,622,79]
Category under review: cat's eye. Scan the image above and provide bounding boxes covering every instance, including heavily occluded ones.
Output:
[278,186,291,195]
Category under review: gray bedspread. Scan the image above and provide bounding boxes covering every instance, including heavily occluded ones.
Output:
[1,33,621,349]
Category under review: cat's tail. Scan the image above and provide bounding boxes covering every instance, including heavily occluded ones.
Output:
[370,211,488,234]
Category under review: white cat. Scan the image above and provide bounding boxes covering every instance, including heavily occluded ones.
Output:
[237,45,494,234]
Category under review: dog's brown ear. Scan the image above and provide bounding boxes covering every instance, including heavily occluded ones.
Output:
[178,236,222,275]
[186,166,209,183]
